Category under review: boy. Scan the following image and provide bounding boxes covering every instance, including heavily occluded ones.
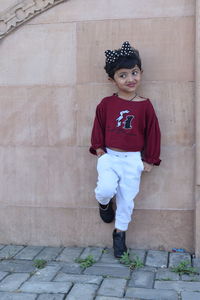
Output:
[90,41,161,257]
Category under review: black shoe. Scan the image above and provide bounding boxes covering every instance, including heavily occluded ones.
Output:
[99,201,115,223]
[113,229,127,258]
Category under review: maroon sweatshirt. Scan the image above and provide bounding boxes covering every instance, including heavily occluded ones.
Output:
[90,94,161,165]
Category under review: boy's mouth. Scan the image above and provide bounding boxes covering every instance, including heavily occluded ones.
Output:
[127,83,136,87]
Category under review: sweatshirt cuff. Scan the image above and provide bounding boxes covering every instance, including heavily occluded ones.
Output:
[142,157,161,166]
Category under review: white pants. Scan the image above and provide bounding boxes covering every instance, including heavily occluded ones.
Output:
[95,148,144,231]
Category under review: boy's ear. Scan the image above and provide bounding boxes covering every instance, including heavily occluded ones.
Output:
[108,77,115,83]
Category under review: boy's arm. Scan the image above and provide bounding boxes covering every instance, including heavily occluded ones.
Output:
[90,103,106,156]
[142,100,161,166]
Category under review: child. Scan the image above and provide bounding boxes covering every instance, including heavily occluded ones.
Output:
[89,41,161,258]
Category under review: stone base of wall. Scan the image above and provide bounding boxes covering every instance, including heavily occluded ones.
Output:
[0,207,194,253]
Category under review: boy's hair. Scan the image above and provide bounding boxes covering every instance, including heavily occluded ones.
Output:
[104,41,142,79]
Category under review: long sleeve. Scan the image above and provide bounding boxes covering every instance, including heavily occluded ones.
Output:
[142,101,161,165]
[89,102,106,155]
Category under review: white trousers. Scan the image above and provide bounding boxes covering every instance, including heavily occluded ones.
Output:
[95,148,144,231]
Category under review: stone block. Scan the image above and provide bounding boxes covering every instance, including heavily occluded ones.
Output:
[56,247,84,262]
[0,23,76,86]
[77,17,194,84]
[156,269,179,281]
[129,270,155,288]
[100,248,119,264]
[125,287,179,299]
[34,247,63,261]
[84,264,130,278]
[0,245,24,259]
[15,246,44,260]
[29,265,62,282]
[155,280,200,292]
[20,282,72,294]
[0,272,8,281]
[146,250,168,268]
[66,283,97,300]
[80,247,104,261]
[28,0,195,24]
[97,278,127,297]
[181,291,200,300]
[37,295,65,300]
[54,273,102,285]
[60,263,82,275]
[0,86,77,147]
[0,273,30,292]
[0,292,37,300]
[129,249,146,264]
[0,260,35,273]
[169,252,191,267]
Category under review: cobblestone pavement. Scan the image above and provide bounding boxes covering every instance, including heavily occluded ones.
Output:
[0,245,200,299]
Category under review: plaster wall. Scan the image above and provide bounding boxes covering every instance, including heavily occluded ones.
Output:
[0,0,196,251]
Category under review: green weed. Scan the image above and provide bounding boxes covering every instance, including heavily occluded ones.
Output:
[33,259,47,269]
[120,251,144,270]
[75,255,96,269]
[171,260,199,276]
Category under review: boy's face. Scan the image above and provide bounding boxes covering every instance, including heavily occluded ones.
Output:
[111,65,142,96]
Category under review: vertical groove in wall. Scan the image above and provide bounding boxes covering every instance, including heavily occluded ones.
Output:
[195,0,200,256]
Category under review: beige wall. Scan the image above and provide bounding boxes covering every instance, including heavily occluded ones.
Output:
[0,0,196,252]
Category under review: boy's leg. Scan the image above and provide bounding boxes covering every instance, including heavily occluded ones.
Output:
[95,153,119,205]
[95,153,119,223]
[115,153,143,231]
[113,152,143,257]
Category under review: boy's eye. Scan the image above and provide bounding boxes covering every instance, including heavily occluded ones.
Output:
[119,74,127,78]
[132,71,139,76]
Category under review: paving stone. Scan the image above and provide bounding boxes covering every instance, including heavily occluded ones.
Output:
[66,283,98,300]
[129,270,155,288]
[181,274,200,281]
[80,247,104,261]
[155,280,200,292]
[95,297,131,300]
[125,287,179,299]
[29,265,62,282]
[139,266,157,272]
[146,250,168,268]
[0,259,36,272]
[60,263,82,274]
[54,272,102,284]
[0,292,37,299]
[0,272,8,281]
[0,273,30,292]
[37,294,65,300]
[192,258,200,273]
[156,269,179,281]
[14,246,44,260]
[0,246,24,259]
[84,263,130,278]
[100,248,119,264]
[168,252,191,267]
[56,247,84,262]
[181,291,200,300]
[34,247,63,261]
[129,249,146,264]
[97,278,127,297]
[20,281,72,293]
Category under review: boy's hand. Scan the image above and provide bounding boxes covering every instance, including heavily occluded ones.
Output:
[143,162,153,172]
[96,148,105,158]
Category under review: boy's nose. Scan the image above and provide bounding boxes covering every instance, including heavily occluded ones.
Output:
[127,74,135,82]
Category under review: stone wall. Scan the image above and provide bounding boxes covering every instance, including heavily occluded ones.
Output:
[0,0,196,252]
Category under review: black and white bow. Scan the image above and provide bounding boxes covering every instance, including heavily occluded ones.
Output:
[105,41,135,64]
